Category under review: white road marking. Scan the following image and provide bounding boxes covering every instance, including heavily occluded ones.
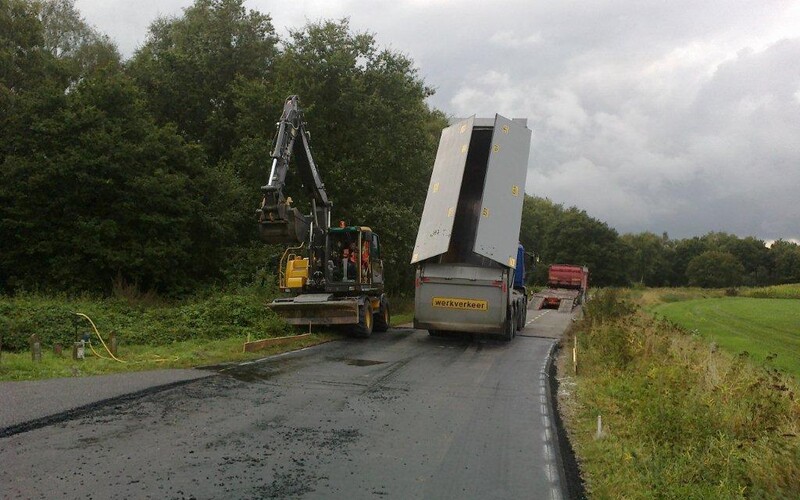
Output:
[526,309,550,326]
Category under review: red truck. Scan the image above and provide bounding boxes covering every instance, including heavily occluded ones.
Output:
[531,264,589,312]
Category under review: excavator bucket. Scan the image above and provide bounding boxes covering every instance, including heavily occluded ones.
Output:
[268,294,360,326]
[258,206,309,244]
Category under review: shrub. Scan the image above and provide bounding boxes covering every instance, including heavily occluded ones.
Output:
[585,288,635,325]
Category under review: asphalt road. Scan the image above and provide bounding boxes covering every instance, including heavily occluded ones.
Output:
[1,308,575,499]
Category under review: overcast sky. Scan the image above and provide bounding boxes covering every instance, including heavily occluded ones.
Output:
[74,0,800,242]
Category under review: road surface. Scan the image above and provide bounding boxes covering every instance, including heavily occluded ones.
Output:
[1,308,575,499]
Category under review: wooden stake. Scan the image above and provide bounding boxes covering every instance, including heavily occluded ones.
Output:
[573,335,578,375]
[108,332,118,357]
[30,334,42,362]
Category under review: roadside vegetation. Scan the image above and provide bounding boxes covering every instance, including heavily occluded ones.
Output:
[560,289,800,498]
[740,283,800,299]
[0,287,415,381]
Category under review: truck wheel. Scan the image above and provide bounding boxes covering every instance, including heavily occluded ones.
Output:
[353,301,374,337]
[374,296,390,332]
[502,310,515,341]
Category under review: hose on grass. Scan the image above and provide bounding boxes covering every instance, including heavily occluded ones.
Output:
[73,312,126,363]
[72,313,182,365]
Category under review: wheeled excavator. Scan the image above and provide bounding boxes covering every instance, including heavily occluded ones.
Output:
[257,95,389,336]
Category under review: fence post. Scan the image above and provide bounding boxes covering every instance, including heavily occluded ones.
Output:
[109,332,118,357]
[30,334,42,362]
[73,340,85,360]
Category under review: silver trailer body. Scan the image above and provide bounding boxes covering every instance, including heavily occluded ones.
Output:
[414,263,515,334]
[412,115,531,337]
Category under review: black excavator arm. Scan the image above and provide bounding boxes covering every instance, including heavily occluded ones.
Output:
[257,95,332,244]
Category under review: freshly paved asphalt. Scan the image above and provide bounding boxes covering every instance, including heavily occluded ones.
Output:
[1,307,576,499]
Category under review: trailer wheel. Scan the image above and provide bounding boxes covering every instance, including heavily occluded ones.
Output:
[353,301,374,337]
[502,309,515,341]
[374,296,390,332]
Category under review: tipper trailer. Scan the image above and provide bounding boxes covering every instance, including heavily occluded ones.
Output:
[411,116,532,340]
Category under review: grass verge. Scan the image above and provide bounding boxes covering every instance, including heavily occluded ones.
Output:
[389,295,414,326]
[0,333,339,381]
[558,290,800,498]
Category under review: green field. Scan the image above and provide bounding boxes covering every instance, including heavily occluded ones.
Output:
[653,297,800,378]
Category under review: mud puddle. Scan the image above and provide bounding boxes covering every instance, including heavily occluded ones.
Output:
[327,357,387,367]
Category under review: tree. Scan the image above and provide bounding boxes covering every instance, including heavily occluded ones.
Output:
[0,39,249,293]
[768,240,800,284]
[0,0,67,94]
[685,251,744,288]
[670,237,708,286]
[520,196,628,286]
[621,232,672,286]
[248,18,446,292]
[128,0,279,164]
[725,236,770,285]
[271,19,444,214]
[39,0,120,80]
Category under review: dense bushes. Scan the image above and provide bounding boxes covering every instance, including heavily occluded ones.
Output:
[0,287,292,352]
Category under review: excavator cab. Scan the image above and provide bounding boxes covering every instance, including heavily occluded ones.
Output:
[326,226,383,290]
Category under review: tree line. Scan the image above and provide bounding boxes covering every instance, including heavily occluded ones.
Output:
[521,196,800,288]
[2,0,798,296]
[1,0,446,295]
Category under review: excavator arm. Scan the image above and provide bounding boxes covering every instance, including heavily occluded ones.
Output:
[257,95,332,244]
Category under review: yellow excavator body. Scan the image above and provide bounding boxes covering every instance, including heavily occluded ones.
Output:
[285,256,309,289]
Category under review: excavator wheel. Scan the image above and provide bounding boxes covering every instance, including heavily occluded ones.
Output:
[353,300,374,337]
[373,296,390,333]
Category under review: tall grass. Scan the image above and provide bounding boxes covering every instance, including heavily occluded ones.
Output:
[561,290,800,498]
[740,283,800,299]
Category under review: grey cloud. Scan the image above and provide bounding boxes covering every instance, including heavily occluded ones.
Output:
[75,0,800,240]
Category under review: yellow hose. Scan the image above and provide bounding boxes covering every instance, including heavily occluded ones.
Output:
[73,312,126,363]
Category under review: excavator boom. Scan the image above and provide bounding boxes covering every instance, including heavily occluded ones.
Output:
[257,95,331,244]
[255,95,388,337]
